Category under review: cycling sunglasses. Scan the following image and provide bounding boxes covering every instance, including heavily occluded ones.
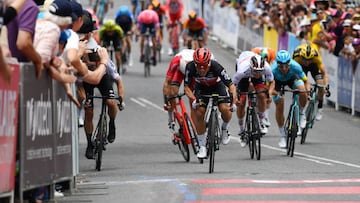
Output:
[195,61,211,69]
[277,62,289,69]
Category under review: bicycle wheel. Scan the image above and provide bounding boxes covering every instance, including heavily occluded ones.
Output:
[144,44,151,77]
[184,113,200,156]
[208,110,217,173]
[172,25,179,54]
[301,101,314,144]
[252,110,261,160]
[174,114,190,162]
[95,114,106,171]
[287,108,298,157]
[246,109,254,159]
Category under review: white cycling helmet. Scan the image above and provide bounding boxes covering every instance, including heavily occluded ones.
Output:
[250,54,265,72]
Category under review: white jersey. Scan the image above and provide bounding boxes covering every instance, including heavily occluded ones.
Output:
[177,49,194,74]
[232,51,273,84]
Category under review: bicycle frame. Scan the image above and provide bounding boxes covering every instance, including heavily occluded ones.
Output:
[168,93,200,162]
[89,95,122,171]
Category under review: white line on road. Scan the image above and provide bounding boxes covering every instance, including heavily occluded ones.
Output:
[138,97,165,112]
[130,97,147,107]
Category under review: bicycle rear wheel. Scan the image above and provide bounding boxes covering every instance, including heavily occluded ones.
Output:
[95,114,106,171]
[208,110,217,173]
[174,115,190,162]
[301,101,315,144]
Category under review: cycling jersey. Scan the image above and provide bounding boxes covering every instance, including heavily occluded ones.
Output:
[137,9,160,27]
[271,59,307,82]
[293,44,324,80]
[166,0,183,22]
[99,24,124,39]
[233,51,274,85]
[183,17,206,32]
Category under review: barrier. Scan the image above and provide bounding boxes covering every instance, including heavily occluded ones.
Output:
[0,58,20,203]
[17,63,75,202]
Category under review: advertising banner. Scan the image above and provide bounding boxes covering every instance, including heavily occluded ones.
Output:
[263,26,278,51]
[278,32,289,51]
[288,33,301,55]
[0,61,20,193]
[337,56,353,108]
[354,63,360,112]
[321,50,338,104]
[52,81,73,180]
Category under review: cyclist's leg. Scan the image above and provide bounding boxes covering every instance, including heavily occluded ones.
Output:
[217,84,232,144]
[139,23,146,61]
[273,80,287,147]
[236,79,248,133]
[98,74,118,143]
[254,80,268,134]
[83,82,96,159]
[312,69,325,119]
[113,37,122,71]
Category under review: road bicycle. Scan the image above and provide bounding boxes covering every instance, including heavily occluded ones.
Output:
[88,95,122,171]
[143,27,153,77]
[200,94,229,173]
[239,90,267,160]
[301,83,331,144]
[280,87,308,157]
[169,22,180,55]
[167,93,200,162]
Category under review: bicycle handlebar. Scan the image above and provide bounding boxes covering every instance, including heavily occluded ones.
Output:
[87,95,124,110]
[310,83,331,97]
[166,93,186,101]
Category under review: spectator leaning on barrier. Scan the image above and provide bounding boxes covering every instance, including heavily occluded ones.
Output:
[61,0,108,85]
[6,0,43,79]
[0,0,27,84]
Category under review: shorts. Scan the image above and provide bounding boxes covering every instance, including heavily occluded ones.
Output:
[140,23,156,36]
[102,33,122,51]
[272,75,304,102]
[302,64,323,81]
[236,77,267,99]
[194,82,231,108]
[83,73,115,108]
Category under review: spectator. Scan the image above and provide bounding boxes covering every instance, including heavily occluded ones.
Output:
[340,33,355,60]
[6,0,43,78]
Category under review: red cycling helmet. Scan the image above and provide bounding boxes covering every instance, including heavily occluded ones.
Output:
[193,48,212,66]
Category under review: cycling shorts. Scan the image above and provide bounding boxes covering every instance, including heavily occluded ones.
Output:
[140,23,156,36]
[83,73,115,108]
[102,33,122,51]
[187,29,204,39]
[236,77,267,99]
[302,64,323,81]
[118,22,132,34]
[272,75,304,102]
[194,82,231,108]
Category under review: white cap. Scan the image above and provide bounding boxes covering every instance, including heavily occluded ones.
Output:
[353,24,360,30]
[300,17,311,27]
[343,19,352,26]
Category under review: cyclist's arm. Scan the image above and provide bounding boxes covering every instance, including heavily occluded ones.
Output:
[184,85,196,101]
[116,78,125,101]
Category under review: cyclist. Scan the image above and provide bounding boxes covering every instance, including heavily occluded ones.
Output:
[251,47,276,127]
[184,48,237,158]
[270,50,309,148]
[115,5,136,67]
[99,19,126,74]
[165,0,184,55]
[182,10,208,49]
[163,49,215,134]
[148,0,166,52]
[136,8,160,66]
[77,13,125,159]
[292,43,329,120]
[232,51,274,147]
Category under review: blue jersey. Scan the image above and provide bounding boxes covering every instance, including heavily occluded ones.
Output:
[115,9,134,24]
[271,59,307,82]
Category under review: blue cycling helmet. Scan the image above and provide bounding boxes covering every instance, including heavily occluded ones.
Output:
[276,50,291,64]
[118,5,129,16]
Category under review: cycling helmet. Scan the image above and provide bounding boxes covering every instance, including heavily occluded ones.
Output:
[179,49,195,73]
[103,19,116,30]
[260,48,268,60]
[300,44,318,60]
[188,10,197,21]
[117,5,129,16]
[193,48,212,66]
[151,0,160,9]
[276,50,291,64]
[250,55,265,72]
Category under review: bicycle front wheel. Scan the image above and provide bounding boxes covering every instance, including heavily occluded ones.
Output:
[173,114,190,162]
[95,114,106,171]
[252,111,261,160]
[287,108,298,157]
[208,110,218,173]
[184,113,200,156]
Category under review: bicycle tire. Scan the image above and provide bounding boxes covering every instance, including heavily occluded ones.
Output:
[95,113,106,171]
[184,113,200,156]
[252,110,261,160]
[144,42,151,77]
[208,110,217,173]
[246,108,254,159]
[288,107,298,157]
[172,25,179,54]
[173,113,190,162]
[301,101,314,144]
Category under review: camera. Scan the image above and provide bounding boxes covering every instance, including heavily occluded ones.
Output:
[87,49,100,62]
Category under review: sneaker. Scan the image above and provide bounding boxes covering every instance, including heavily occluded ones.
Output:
[151,56,157,66]
[315,108,323,121]
[197,146,207,158]
[168,48,173,56]
[300,113,306,129]
[168,121,175,133]
[140,54,145,63]
[108,121,116,143]
[129,53,133,66]
[262,117,271,127]
[259,119,268,134]
[85,145,94,159]
[297,126,302,136]
[221,129,231,145]
[278,136,287,148]
[238,130,247,148]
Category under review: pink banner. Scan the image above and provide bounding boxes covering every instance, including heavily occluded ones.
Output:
[0,62,20,193]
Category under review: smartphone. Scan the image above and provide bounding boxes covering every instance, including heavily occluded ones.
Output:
[88,49,100,62]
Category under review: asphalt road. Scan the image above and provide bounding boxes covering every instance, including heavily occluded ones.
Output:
[59,0,360,202]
